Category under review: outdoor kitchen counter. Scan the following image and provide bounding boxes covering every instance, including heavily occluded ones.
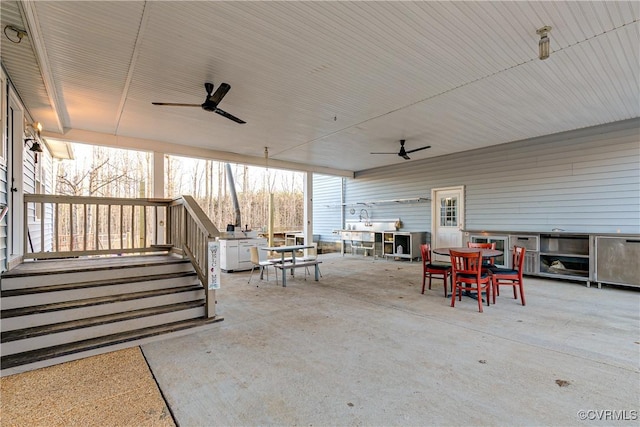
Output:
[336,229,427,261]
[463,229,640,288]
[337,229,380,257]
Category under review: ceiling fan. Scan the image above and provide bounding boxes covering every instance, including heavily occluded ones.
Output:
[370,139,431,160]
[152,82,246,124]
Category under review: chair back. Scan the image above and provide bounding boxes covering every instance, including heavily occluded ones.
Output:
[512,246,526,273]
[467,242,496,264]
[450,249,483,280]
[250,246,260,264]
[420,243,432,264]
[257,246,272,263]
[467,242,494,249]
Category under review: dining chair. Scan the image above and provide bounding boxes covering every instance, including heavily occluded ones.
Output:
[420,243,452,297]
[248,246,277,285]
[449,249,492,313]
[467,241,497,270]
[489,246,526,305]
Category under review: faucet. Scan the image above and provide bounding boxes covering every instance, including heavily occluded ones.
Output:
[359,209,371,226]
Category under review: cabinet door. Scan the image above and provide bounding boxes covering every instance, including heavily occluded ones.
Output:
[238,240,254,264]
[221,241,239,270]
[596,237,640,287]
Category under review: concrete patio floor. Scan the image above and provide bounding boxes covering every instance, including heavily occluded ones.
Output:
[141,253,639,426]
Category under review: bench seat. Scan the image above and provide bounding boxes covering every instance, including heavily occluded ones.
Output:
[273,260,321,270]
[273,260,322,286]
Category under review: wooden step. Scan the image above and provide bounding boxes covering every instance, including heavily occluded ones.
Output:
[1,287,205,331]
[1,285,204,319]
[1,255,195,290]
[1,271,199,297]
[0,254,220,374]
[1,303,207,356]
[1,271,200,309]
[1,316,224,370]
[2,301,205,343]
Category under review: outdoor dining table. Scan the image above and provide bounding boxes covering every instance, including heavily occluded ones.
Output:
[261,244,315,286]
[432,247,503,299]
[432,247,503,258]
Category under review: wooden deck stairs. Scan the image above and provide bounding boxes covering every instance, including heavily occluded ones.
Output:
[0,254,223,375]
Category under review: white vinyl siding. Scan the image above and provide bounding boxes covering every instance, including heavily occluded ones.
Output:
[314,119,640,236]
[312,174,343,242]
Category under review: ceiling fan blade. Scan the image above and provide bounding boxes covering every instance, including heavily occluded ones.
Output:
[215,108,246,124]
[152,102,201,107]
[405,145,431,154]
[402,154,411,160]
[209,83,231,105]
[370,152,397,155]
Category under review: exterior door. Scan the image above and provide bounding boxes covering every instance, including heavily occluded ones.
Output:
[431,186,464,262]
[7,91,25,264]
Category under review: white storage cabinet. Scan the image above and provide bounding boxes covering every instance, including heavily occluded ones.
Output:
[220,238,267,272]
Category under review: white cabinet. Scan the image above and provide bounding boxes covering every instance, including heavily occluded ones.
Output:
[220,239,239,271]
[220,238,267,272]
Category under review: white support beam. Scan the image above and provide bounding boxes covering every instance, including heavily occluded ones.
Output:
[153,152,164,198]
[42,128,354,178]
[303,172,313,249]
[153,151,165,242]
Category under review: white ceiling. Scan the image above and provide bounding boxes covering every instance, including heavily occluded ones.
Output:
[2,1,639,175]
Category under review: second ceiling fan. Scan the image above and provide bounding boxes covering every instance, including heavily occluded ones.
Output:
[371,139,431,160]
[152,82,246,124]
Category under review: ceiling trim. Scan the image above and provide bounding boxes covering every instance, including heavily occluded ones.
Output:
[115,1,150,133]
[19,0,65,133]
[42,128,355,178]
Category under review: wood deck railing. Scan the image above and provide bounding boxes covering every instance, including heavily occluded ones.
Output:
[23,194,220,317]
[168,196,220,317]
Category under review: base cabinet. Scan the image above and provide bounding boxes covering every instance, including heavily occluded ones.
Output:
[539,234,590,283]
[383,232,426,261]
[509,235,539,274]
[595,237,640,288]
[464,230,639,287]
[220,238,267,272]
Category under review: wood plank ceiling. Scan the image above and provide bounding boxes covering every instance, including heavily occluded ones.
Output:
[2,1,638,175]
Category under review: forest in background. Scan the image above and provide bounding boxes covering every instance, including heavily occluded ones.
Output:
[54,144,304,233]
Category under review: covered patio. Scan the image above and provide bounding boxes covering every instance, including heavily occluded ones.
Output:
[1,1,638,425]
[2,253,638,426]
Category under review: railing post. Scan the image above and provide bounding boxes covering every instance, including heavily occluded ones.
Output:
[206,238,220,318]
[206,291,216,317]
[182,204,187,257]
[23,201,28,255]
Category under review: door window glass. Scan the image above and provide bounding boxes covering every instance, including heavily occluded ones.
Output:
[440,196,458,226]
